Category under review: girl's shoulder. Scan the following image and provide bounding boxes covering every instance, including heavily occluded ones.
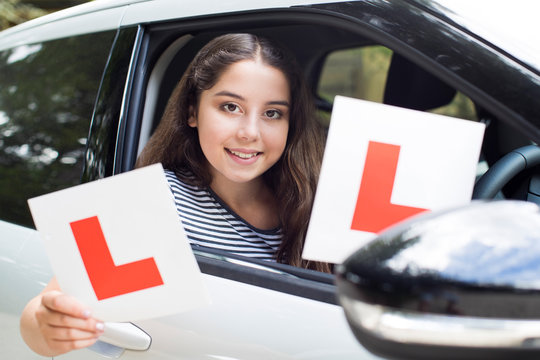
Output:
[164,168,195,181]
[164,168,204,193]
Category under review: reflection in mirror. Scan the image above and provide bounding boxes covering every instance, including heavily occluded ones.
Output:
[336,201,540,360]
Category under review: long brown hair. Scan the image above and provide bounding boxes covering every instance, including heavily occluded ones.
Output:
[136,33,330,272]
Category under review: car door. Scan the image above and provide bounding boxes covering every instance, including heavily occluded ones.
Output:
[0,26,120,359]
[60,0,540,359]
[55,17,377,360]
[48,3,380,360]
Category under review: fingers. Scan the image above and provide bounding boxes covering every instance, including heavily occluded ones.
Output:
[41,291,91,320]
[40,333,100,355]
[40,325,101,353]
[35,291,104,353]
[36,307,104,334]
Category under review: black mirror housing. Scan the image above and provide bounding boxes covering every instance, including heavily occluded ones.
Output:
[336,201,540,360]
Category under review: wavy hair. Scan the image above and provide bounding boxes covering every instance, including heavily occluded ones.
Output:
[136,33,330,272]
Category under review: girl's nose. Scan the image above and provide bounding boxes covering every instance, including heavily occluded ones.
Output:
[237,113,260,141]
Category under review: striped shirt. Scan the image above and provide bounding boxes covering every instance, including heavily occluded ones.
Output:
[165,169,282,261]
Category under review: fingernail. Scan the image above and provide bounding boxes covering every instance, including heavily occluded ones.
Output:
[82,309,92,319]
[96,322,105,332]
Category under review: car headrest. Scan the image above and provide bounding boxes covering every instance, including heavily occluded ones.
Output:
[383,53,456,111]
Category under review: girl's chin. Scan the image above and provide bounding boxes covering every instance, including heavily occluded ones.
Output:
[212,170,266,186]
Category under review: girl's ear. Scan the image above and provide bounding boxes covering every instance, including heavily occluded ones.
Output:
[188,106,197,127]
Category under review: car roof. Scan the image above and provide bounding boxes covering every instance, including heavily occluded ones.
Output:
[0,0,538,72]
[0,0,338,45]
[0,0,342,51]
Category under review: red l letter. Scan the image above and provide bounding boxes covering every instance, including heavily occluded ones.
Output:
[70,216,164,300]
[351,141,427,233]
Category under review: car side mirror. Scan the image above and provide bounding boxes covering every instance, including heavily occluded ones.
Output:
[336,201,540,360]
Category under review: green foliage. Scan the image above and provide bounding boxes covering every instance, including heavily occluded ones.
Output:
[0,0,48,30]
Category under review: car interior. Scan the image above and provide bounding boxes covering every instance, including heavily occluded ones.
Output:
[136,22,477,164]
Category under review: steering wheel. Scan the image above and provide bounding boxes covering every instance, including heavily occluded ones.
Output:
[472,145,540,199]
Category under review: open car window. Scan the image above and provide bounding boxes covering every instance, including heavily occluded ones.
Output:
[123,6,538,302]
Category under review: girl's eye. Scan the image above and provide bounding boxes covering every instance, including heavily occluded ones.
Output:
[222,103,241,113]
[265,109,282,119]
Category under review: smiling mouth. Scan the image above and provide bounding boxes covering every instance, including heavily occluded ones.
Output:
[226,149,261,159]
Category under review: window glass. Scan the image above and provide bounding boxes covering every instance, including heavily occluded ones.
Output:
[319,46,392,104]
[317,46,477,122]
[0,31,115,227]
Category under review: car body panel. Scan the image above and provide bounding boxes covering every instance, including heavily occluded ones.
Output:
[1,0,539,72]
[0,0,343,51]
[57,274,380,359]
[0,220,52,359]
[119,0,343,28]
[1,217,379,359]
[0,5,127,51]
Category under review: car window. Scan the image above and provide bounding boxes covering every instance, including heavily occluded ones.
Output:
[317,46,477,123]
[319,46,392,105]
[0,31,115,227]
[126,8,532,297]
[317,45,486,178]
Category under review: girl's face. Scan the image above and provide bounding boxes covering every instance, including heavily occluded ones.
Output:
[189,59,290,187]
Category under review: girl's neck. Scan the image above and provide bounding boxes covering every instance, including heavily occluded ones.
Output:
[210,175,279,230]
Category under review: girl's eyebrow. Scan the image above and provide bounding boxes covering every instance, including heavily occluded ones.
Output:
[268,100,291,107]
[214,90,290,107]
[214,90,244,100]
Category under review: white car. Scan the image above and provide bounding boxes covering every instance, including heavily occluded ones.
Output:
[1,0,539,359]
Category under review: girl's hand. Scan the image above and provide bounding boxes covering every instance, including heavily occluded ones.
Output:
[24,289,104,356]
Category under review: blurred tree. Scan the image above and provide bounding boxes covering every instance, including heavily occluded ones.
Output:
[0,0,47,30]
[22,1,91,12]
[0,0,92,30]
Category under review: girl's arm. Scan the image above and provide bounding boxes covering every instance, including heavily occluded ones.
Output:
[20,277,104,357]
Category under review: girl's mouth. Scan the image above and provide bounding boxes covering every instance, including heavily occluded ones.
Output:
[226,149,261,159]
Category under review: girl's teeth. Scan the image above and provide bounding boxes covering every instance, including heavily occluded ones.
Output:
[230,150,258,159]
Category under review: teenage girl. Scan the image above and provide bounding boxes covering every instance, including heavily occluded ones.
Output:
[20,33,329,357]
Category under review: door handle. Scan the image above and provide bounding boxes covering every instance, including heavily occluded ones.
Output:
[100,322,151,350]
[88,322,151,358]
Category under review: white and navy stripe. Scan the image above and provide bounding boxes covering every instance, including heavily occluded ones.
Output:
[165,170,282,261]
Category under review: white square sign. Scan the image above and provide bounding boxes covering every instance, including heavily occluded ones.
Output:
[28,163,210,322]
[303,96,486,264]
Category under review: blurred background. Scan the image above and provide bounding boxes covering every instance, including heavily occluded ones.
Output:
[1,0,93,30]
